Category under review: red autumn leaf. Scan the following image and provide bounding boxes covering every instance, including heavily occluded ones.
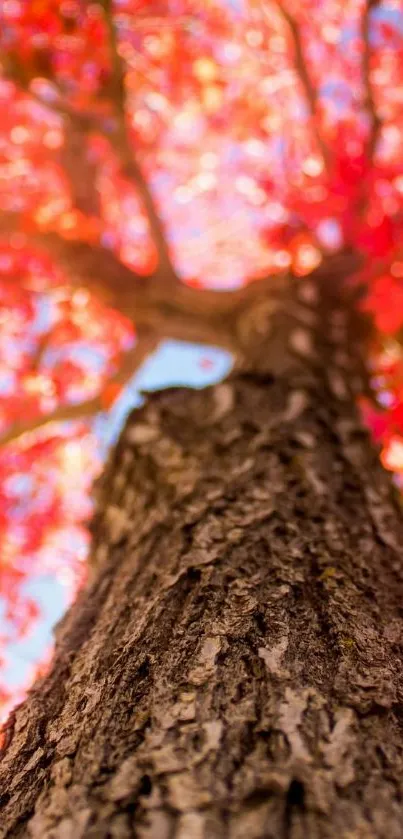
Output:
[364,275,403,334]
[100,382,124,410]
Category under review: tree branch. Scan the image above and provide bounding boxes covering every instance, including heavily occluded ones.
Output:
[0,207,249,340]
[0,51,107,132]
[59,125,101,218]
[100,0,177,282]
[29,331,53,374]
[0,334,159,448]
[0,209,360,354]
[0,210,150,305]
[0,54,106,218]
[361,0,382,162]
[2,35,178,283]
[270,2,330,172]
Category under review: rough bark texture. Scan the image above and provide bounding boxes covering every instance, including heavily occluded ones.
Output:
[1,275,403,838]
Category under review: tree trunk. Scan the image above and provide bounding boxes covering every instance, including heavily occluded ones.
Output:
[1,274,403,839]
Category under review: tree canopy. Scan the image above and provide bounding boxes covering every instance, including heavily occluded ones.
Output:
[0,0,403,719]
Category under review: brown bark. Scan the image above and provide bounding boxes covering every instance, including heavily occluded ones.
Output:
[1,274,403,838]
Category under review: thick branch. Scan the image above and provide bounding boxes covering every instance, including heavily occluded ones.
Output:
[0,210,360,354]
[0,215,150,306]
[0,335,158,448]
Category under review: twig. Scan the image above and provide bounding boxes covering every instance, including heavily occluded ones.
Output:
[29,331,53,374]
[0,335,159,448]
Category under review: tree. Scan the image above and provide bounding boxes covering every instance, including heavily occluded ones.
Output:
[0,0,403,835]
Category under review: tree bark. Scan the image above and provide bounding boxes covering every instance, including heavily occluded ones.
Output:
[1,275,403,838]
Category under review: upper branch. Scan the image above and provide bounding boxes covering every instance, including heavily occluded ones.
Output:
[1,22,178,285]
[100,0,178,282]
[272,2,330,172]
[0,52,102,131]
[361,0,382,162]
[0,54,105,218]
[60,123,102,217]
